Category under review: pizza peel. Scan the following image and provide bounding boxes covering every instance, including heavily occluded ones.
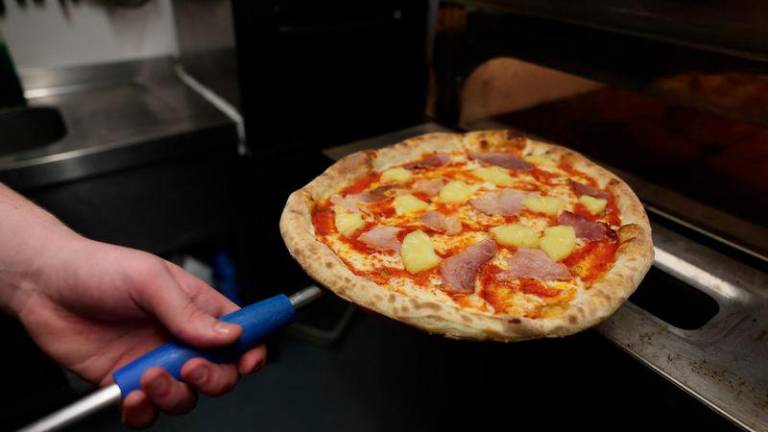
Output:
[17,286,324,432]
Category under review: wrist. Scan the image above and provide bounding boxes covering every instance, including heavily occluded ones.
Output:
[0,228,86,317]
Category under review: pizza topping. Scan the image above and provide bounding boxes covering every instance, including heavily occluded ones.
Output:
[469,189,526,215]
[470,152,533,171]
[393,194,429,215]
[381,167,413,184]
[404,152,451,169]
[421,211,462,235]
[578,195,608,215]
[341,174,378,195]
[330,194,364,213]
[522,196,565,216]
[312,208,335,235]
[539,225,577,261]
[440,239,498,293]
[401,230,442,273]
[307,134,632,323]
[412,178,445,197]
[570,180,610,199]
[499,248,571,281]
[524,154,557,167]
[558,211,614,240]
[335,210,365,237]
[472,166,515,186]
[489,224,540,248]
[358,225,402,253]
[439,180,475,203]
[331,186,391,213]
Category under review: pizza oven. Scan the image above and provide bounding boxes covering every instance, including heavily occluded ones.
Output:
[239,2,767,431]
[414,2,767,430]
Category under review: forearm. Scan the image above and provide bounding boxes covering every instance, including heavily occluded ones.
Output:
[0,183,80,315]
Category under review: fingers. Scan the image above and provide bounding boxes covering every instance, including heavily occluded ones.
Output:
[181,358,240,396]
[140,367,198,415]
[134,262,241,348]
[237,345,267,375]
[164,261,239,316]
[123,350,267,427]
[122,390,157,429]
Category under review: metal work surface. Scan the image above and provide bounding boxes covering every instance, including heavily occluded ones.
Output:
[323,123,768,432]
[0,57,237,190]
[599,223,768,432]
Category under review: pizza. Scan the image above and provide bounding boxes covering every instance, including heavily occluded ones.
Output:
[280,130,653,341]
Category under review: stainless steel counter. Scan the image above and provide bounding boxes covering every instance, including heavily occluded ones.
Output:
[0,57,238,190]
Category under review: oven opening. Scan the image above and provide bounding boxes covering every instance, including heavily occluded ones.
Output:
[628,266,720,330]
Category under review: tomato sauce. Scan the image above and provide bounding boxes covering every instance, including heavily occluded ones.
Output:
[448,292,476,309]
[604,197,621,226]
[531,168,558,185]
[311,150,622,318]
[558,161,596,187]
[573,202,597,220]
[357,266,438,287]
[435,202,461,214]
[478,263,567,314]
[519,278,560,297]
[513,181,541,192]
[312,208,335,235]
[563,240,618,283]
[341,174,379,195]
[367,198,395,217]
[395,226,421,242]
[412,191,432,202]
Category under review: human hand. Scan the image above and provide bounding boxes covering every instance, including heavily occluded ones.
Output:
[9,235,265,428]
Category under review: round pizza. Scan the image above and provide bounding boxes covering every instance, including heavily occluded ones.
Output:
[280,130,653,341]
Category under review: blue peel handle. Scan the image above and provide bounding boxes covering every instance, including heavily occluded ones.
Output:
[113,294,295,396]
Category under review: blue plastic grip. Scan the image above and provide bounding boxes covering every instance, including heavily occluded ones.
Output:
[113,294,295,396]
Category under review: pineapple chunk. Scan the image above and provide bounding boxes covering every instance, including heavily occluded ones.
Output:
[490,224,540,248]
[524,154,556,167]
[401,230,441,273]
[334,210,364,237]
[523,196,565,215]
[540,225,576,261]
[439,180,474,203]
[472,166,514,186]
[579,195,607,215]
[381,167,413,183]
[394,194,429,215]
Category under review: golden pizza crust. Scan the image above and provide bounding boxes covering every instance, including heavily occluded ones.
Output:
[280,130,653,341]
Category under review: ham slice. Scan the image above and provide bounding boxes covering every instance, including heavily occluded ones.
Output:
[412,178,445,197]
[360,186,391,203]
[570,180,609,199]
[558,211,614,240]
[404,153,451,169]
[440,239,498,293]
[470,152,533,171]
[498,248,571,281]
[331,194,362,212]
[330,186,391,212]
[358,226,401,252]
[421,211,462,235]
[470,189,526,215]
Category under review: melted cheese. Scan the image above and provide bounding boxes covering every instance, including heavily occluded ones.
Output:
[311,144,621,320]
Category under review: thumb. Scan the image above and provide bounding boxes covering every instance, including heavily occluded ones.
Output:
[135,263,242,348]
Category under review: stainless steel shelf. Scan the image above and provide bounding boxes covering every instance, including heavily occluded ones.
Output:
[0,57,238,190]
